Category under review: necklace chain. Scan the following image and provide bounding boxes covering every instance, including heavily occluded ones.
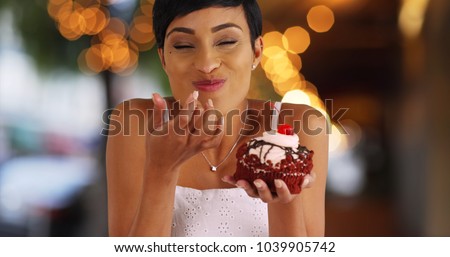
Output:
[201,102,248,172]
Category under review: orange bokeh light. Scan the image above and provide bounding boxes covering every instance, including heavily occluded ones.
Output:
[262,31,284,48]
[307,5,335,33]
[282,26,310,54]
[49,0,160,74]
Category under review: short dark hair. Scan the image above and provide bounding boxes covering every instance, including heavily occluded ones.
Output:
[152,0,262,49]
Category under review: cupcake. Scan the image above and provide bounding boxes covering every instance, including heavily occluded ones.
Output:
[234,124,314,194]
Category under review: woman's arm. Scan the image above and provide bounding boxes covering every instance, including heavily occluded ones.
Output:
[106,99,180,236]
[267,106,329,236]
[106,94,223,236]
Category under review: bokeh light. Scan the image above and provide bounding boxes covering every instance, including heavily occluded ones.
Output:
[281,89,311,106]
[282,26,310,54]
[329,123,347,153]
[399,0,430,38]
[307,5,335,33]
[262,31,284,49]
[48,0,154,75]
[129,15,156,51]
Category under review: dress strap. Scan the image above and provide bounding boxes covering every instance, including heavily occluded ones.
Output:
[271,101,282,131]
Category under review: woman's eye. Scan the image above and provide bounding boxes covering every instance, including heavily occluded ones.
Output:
[218,40,237,46]
[173,45,193,49]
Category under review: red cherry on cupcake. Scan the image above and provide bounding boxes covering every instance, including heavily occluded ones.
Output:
[277,124,294,135]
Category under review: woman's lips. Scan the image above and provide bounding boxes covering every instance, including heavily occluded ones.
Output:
[192,79,226,92]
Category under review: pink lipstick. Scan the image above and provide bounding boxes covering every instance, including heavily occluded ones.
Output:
[192,79,226,92]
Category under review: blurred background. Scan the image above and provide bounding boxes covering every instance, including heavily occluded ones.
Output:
[0,0,449,236]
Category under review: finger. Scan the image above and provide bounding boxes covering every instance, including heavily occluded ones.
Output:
[221,175,237,185]
[175,93,196,130]
[202,98,222,136]
[274,179,295,204]
[199,117,224,149]
[206,98,214,109]
[253,179,275,203]
[152,93,169,128]
[302,172,316,189]
[235,179,259,198]
[187,98,205,135]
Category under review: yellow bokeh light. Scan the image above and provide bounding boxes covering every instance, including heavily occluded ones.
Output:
[77,0,101,7]
[49,0,68,5]
[140,2,154,17]
[262,31,284,48]
[58,12,84,41]
[264,59,297,84]
[281,89,311,106]
[273,74,304,96]
[113,47,139,75]
[81,6,109,35]
[307,5,335,33]
[109,17,127,36]
[133,15,153,33]
[329,123,347,153]
[287,52,302,71]
[130,15,156,51]
[77,49,91,74]
[282,26,310,54]
[85,44,107,73]
[47,0,70,20]
[308,93,325,111]
[304,81,319,96]
[262,45,285,59]
[399,0,430,38]
[48,0,157,74]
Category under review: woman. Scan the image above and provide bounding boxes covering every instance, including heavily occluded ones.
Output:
[106,0,328,237]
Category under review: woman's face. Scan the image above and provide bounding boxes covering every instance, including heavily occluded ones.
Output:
[159,6,262,109]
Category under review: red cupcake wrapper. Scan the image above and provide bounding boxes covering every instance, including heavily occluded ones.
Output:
[234,144,314,194]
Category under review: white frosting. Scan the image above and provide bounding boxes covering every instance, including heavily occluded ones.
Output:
[260,131,299,148]
[248,131,299,165]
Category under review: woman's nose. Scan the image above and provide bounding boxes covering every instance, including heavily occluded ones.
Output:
[194,49,220,74]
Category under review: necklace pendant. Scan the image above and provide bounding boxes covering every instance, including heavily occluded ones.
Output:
[210,166,217,172]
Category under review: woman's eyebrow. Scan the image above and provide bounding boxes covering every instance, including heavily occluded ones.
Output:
[211,23,243,33]
[166,27,195,38]
[166,23,243,38]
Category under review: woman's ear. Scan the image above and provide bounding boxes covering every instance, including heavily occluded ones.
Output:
[253,36,264,67]
[157,47,166,70]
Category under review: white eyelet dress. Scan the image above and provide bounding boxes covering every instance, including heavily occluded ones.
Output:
[171,186,268,237]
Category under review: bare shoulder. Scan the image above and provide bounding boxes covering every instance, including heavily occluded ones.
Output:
[110,98,154,122]
[279,103,329,137]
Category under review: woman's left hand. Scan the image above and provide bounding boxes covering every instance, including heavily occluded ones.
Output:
[221,172,316,204]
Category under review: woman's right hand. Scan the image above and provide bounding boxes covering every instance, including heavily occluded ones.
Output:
[145,92,224,173]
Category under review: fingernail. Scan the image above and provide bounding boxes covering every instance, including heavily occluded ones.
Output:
[274,179,282,188]
[193,90,199,100]
[208,98,214,107]
[303,178,310,187]
[253,181,262,189]
[152,93,162,104]
[163,109,169,123]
